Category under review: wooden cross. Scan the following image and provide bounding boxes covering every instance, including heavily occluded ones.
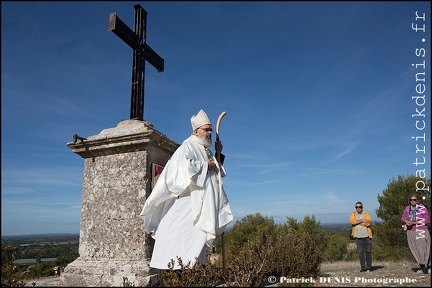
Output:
[108,4,164,121]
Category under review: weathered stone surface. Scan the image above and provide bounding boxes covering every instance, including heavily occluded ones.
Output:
[67,120,178,159]
[61,119,178,286]
[59,259,160,287]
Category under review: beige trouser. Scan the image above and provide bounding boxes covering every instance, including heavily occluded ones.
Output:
[407,229,431,266]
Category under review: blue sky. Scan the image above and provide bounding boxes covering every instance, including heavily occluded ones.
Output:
[1,1,430,236]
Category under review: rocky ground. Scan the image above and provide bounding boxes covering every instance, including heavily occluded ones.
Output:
[25,260,430,287]
[314,260,431,287]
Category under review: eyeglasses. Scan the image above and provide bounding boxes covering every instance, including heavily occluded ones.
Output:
[410,199,418,201]
[198,127,212,132]
[355,206,363,208]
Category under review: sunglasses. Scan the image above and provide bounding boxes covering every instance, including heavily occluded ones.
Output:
[355,206,363,208]
[410,199,418,201]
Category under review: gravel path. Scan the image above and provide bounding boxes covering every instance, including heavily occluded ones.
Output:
[314,260,430,287]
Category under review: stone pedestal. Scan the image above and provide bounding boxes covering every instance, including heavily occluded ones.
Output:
[60,120,179,287]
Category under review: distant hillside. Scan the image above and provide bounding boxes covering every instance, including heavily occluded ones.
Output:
[321,223,350,234]
[2,225,348,242]
[2,233,79,238]
[1,223,354,244]
[2,233,79,246]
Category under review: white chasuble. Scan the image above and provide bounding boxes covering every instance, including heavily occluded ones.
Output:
[139,135,233,269]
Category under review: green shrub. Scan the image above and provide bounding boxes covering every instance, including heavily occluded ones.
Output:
[372,242,413,261]
[267,229,321,279]
[321,234,349,262]
[161,218,321,287]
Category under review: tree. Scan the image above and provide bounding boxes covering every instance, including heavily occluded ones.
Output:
[374,175,431,255]
[376,175,431,221]
[285,217,299,231]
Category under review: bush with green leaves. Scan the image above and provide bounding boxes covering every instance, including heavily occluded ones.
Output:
[320,233,349,262]
[223,213,321,279]
[161,213,322,286]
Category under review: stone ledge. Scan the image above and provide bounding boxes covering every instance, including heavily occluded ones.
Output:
[67,119,178,158]
[60,258,160,286]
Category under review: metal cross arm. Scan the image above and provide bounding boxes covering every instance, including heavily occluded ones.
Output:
[108,12,164,72]
[108,13,140,49]
[144,44,164,73]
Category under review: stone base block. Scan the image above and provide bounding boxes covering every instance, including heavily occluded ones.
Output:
[59,258,160,287]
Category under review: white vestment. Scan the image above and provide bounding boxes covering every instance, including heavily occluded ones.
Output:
[139,135,233,269]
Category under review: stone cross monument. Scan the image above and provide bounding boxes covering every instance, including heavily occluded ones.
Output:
[60,5,176,287]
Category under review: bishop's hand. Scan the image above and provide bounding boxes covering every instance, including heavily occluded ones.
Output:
[208,160,218,171]
[215,141,223,154]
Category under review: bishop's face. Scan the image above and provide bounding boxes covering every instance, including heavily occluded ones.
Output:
[194,125,213,146]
